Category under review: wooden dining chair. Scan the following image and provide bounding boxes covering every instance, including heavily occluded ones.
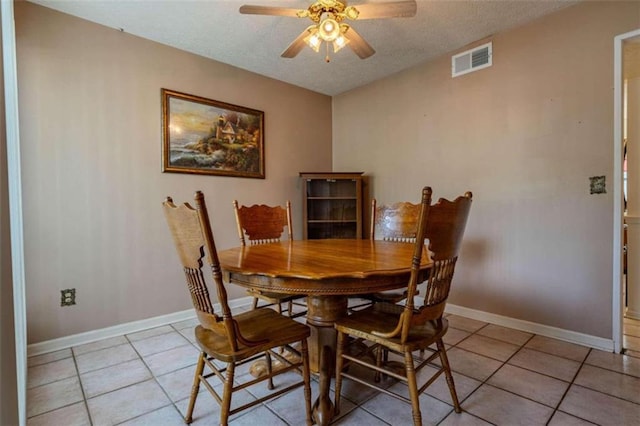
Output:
[233,200,306,318]
[334,187,473,426]
[361,198,423,305]
[163,192,312,426]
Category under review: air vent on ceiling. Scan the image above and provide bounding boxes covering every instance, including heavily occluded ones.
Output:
[452,42,492,78]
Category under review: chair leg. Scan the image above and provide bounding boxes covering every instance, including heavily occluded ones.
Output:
[334,331,346,415]
[301,339,313,426]
[404,350,422,426]
[374,345,383,383]
[220,362,235,426]
[436,339,461,413]
[252,297,259,310]
[265,350,275,390]
[287,300,294,317]
[185,352,205,424]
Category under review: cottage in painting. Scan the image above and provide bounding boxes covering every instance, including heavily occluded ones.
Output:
[216,115,238,143]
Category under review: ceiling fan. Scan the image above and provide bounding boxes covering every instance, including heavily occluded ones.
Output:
[239,0,417,61]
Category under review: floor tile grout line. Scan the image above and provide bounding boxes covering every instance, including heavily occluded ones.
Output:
[73,339,178,424]
[440,321,600,424]
[341,381,396,425]
[25,348,131,421]
[457,330,613,425]
[439,323,536,424]
[70,336,132,358]
[26,350,74,369]
[450,331,600,387]
[71,346,94,426]
[545,347,598,426]
[568,378,640,408]
[549,408,600,426]
[492,347,579,384]
[112,403,177,426]
[543,344,640,423]
[554,347,640,408]
[582,359,640,383]
[122,331,189,424]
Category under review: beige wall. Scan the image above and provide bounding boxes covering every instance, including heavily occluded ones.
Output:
[333,1,640,339]
[1,4,19,421]
[14,1,640,345]
[15,2,332,343]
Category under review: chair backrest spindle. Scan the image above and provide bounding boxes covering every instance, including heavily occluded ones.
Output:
[163,191,238,350]
[400,187,432,342]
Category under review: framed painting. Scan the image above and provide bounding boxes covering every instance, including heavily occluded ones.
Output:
[162,89,265,178]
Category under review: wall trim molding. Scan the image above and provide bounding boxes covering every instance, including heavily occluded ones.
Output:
[29,297,615,357]
[625,309,640,320]
[446,303,614,352]
[2,1,27,424]
[27,297,253,357]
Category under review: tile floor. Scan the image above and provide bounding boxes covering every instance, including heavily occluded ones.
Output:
[27,309,640,426]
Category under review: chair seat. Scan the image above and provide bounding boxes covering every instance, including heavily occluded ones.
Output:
[360,288,418,304]
[246,289,307,318]
[196,308,310,363]
[246,288,304,303]
[335,305,448,353]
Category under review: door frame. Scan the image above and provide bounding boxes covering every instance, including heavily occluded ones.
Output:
[2,1,27,424]
[613,29,640,353]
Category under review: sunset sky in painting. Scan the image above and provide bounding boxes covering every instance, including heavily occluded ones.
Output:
[169,98,221,141]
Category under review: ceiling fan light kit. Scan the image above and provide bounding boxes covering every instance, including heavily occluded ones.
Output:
[318,18,340,41]
[240,0,417,61]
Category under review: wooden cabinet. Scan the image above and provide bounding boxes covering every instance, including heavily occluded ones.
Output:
[300,172,363,239]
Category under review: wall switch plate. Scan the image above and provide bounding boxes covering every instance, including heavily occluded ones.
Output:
[590,176,606,194]
[61,288,76,306]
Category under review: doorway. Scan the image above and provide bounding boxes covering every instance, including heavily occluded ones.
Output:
[615,29,640,355]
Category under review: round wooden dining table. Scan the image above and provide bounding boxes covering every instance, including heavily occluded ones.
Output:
[218,239,431,426]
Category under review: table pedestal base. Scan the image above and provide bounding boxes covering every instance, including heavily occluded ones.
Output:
[306,295,348,426]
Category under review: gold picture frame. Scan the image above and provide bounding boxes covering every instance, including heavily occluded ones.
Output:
[162,89,265,178]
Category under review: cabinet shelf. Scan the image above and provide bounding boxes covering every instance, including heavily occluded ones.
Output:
[300,172,364,240]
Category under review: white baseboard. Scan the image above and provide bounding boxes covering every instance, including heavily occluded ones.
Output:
[28,297,615,357]
[625,308,640,320]
[445,303,615,352]
[27,297,254,357]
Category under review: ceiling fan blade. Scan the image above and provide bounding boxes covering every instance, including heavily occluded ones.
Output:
[281,27,314,58]
[239,5,302,17]
[344,27,375,59]
[353,1,417,20]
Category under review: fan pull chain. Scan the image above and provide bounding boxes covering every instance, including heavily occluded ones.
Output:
[325,42,331,63]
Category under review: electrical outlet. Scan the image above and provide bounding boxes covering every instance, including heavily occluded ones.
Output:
[61,288,76,306]
[590,176,606,194]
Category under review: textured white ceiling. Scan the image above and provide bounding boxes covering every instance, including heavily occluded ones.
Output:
[29,0,580,96]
